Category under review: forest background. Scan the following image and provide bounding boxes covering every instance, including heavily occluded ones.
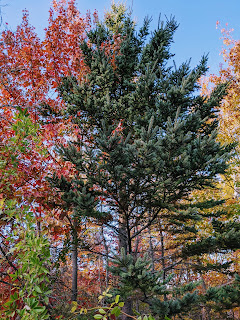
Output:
[1,0,240,320]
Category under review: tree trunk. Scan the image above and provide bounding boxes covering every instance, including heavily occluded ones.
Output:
[118,211,133,320]
[119,212,128,253]
[71,220,78,301]
[158,220,167,302]
[122,299,133,320]
[148,226,155,272]
[199,267,211,320]
[101,226,109,286]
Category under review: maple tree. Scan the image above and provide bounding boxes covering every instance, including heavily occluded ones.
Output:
[0,0,94,205]
[0,0,99,314]
[0,1,123,316]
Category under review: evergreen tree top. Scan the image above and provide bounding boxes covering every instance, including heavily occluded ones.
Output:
[59,3,224,137]
[56,2,233,225]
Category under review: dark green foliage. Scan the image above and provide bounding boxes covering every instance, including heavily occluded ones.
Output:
[109,249,169,298]
[49,171,100,219]
[150,293,199,317]
[51,3,238,318]
[109,249,199,318]
[205,275,240,310]
[182,219,240,257]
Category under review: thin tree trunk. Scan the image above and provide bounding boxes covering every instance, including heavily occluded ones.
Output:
[159,225,166,280]
[158,220,167,302]
[148,226,155,272]
[37,219,41,237]
[101,226,109,287]
[119,212,128,253]
[71,220,78,301]
[119,211,133,320]
[98,256,103,293]
[198,267,211,320]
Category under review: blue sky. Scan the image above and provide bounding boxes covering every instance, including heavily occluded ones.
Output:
[2,0,240,74]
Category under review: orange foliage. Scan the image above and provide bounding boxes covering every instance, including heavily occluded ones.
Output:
[0,0,96,308]
[0,1,122,309]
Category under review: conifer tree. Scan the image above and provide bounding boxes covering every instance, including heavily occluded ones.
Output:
[50,3,237,318]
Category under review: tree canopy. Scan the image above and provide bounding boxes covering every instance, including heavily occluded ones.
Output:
[0,1,240,320]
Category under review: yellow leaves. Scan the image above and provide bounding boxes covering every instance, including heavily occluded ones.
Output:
[98,287,112,301]
[70,301,78,313]
[115,294,120,304]
[70,301,89,317]
[0,197,5,209]
[80,308,88,314]
[71,301,87,315]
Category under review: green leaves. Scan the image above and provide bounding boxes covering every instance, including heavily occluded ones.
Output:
[111,306,121,317]
[137,315,156,320]
[70,293,129,320]
[98,308,106,315]
[94,314,104,319]
[114,295,120,304]
[35,286,42,294]
[2,206,52,320]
